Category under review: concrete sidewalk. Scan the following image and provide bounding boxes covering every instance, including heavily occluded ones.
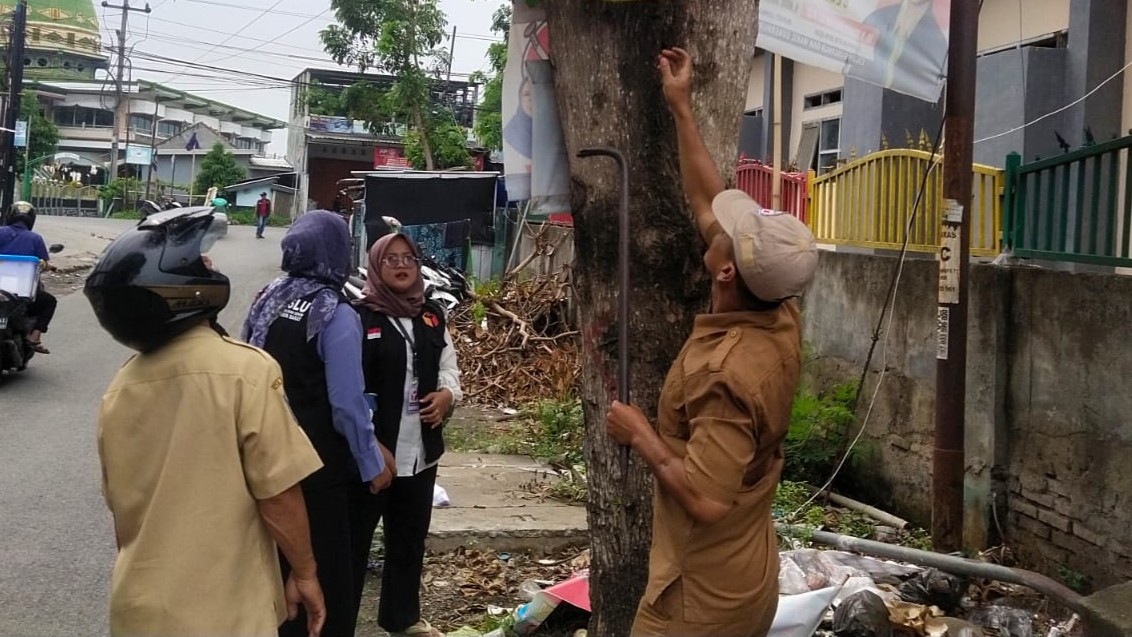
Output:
[429,453,588,553]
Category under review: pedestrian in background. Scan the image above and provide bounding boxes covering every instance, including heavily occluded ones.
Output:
[353,233,463,637]
[85,209,326,637]
[256,192,273,239]
[243,210,395,637]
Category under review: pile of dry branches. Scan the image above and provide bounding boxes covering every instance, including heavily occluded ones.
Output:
[450,268,579,407]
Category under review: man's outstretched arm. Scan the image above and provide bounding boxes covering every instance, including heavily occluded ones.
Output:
[660,47,727,244]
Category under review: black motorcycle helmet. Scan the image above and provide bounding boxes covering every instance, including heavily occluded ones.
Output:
[84,207,230,352]
[5,201,37,230]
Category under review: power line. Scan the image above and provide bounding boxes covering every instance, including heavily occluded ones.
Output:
[206,7,331,64]
[162,0,286,83]
[102,0,152,180]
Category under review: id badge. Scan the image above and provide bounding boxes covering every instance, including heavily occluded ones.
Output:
[407,380,421,415]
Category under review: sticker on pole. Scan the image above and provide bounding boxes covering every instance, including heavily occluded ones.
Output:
[943,198,964,223]
[937,225,960,304]
[936,306,950,360]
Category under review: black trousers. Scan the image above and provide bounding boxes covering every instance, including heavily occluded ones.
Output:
[279,481,367,637]
[353,464,438,633]
[29,288,56,333]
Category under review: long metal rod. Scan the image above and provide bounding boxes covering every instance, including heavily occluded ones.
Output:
[578,146,630,477]
[934,0,979,552]
[777,524,1087,616]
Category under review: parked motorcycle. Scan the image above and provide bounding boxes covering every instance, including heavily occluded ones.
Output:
[138,197,183,220]
[344,254,469,315]
[0,244,64,380]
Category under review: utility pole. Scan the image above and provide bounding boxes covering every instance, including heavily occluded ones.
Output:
[1,0,28,212]
[934,0,979,552]
[143,95,159,200]
[101,0,151,183]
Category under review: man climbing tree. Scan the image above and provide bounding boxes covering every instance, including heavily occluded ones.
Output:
[544,3,760,635]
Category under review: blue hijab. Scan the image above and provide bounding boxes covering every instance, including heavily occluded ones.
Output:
[242,211,352,347]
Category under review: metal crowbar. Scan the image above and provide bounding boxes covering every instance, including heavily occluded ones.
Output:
[578,146,631,479]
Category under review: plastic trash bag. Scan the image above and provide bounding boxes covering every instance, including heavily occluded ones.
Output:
[432,484,450,508]
[779,556,812,595]
[967,605,1034,637]
[784,549,833,589]
[833,590,893,637]
[771,586,842,637]
[898,568,966,614]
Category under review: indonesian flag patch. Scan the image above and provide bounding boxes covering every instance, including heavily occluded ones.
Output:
[423,312,440,328]
[366,327,382,340]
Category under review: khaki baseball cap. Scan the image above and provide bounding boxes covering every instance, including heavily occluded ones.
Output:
[711,189,819,301]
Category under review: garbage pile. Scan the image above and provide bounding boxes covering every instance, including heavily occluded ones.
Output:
[448,270,579,407]
[777,549,1081,637]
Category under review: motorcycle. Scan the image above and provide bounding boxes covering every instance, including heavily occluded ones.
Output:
[0,244,64,380]
[138,197,183,220]
[344,254,470,315]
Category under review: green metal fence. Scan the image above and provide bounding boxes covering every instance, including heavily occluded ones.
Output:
[1004,136,1132,267]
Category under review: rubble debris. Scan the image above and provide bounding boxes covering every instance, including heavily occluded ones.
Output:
[449,271,579,408]
[967,605,1034,637]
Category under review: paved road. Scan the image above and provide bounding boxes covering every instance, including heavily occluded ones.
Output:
[0,217,287,636]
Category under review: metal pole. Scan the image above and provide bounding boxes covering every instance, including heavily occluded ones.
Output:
[934,0,979,552]
[771,53,783,209]
[2,0,28,212]
[578,146,631,478]
[102,0,150,183]
[144,95,159,200]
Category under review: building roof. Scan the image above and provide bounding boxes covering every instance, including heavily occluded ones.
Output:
[225,173,297,191]
[32,78,286,130]
[250,156,294,170]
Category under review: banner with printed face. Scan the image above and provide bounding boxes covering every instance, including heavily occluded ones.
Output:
[501,0,572,222]
[756,0,950,102]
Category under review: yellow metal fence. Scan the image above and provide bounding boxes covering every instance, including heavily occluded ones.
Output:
[807,149,1004,257]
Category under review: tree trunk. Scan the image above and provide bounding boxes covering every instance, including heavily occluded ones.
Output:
[413,104,437,171]
[545,4,759,635]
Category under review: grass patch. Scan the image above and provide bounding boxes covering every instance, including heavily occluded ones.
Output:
[109,210,141,220]
[226,210,290,227]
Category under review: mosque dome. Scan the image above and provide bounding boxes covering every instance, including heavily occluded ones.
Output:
[0,0,107,80]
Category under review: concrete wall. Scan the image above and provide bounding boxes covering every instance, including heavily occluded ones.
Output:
[803,250,1132,588]
[974,47,1070,167]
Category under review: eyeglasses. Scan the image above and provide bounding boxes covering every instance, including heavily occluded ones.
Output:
[381,254,420,268]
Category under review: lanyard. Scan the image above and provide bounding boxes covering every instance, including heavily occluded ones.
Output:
[390,317,419,380]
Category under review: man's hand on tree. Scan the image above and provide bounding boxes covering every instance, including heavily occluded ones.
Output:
[658,47,694,115]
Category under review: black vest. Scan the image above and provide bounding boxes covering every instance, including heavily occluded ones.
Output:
[356,301,448,466]
[263,291,355,488]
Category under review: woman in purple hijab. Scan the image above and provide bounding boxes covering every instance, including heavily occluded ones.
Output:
[242,211,394,637]
[352,233,463,637]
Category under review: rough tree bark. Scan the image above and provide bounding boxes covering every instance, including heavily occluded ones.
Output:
[545,3,759,635]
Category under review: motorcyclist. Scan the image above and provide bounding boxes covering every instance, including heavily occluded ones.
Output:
[0,202,56,354]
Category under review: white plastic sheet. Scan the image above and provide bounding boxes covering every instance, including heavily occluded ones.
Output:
[770,586,842,637]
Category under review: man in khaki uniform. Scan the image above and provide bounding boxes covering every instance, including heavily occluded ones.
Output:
[86,208,327,637]
[606,47,819,637]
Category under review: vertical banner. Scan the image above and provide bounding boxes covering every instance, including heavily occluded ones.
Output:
[756,0,950,102]
[501,0,572,223]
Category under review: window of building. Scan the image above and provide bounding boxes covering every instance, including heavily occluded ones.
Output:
[795,117,841,174]
[52,105,114,128]
[129,114,154,134]
[817,118,841,174]
[804,89,843,110]
[157,120,182,138]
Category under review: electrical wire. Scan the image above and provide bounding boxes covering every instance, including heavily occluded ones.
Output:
[206,7,332,64]
[162,0,287,83]
[786,112,949,522]
[974,57,1132,145]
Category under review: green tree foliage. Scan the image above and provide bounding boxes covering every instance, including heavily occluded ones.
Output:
[17,91,60,177]
[193,142,245,195]
[303,80,349,117]
[321,0,458,170]
[471,5,509,151]
[403,120,472,170]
